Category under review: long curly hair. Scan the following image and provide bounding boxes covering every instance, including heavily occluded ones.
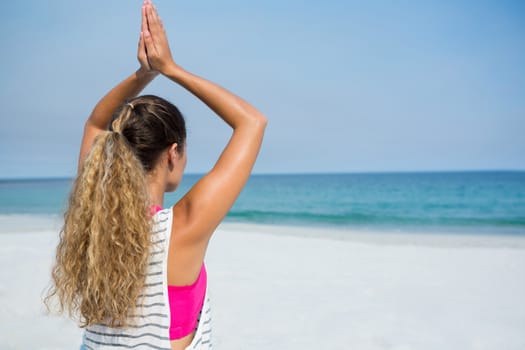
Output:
[44,95,186,327]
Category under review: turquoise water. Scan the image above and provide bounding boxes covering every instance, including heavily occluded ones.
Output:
[1,171,524,235]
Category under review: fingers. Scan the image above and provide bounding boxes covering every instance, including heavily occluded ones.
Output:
[153,4,166,32]
[145,2,162,38]
[141,2,148,35]
[141,0,174,73]
[151,3,162,26]
[142,2,156,52]
[142,26,156,57]
[137,2,150,70]
[138,32,150,69]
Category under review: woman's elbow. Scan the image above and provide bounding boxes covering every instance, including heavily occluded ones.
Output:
[255,113,268,129]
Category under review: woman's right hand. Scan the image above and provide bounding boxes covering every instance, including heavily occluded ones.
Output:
[142,1,177,75]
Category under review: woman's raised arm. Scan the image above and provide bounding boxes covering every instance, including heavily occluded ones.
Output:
[143,3,268,245]
[77,4,158,172]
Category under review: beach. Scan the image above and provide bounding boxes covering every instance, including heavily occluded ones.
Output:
[1,219,524,349]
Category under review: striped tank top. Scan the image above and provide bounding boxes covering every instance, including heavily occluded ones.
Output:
[80,207,213,350]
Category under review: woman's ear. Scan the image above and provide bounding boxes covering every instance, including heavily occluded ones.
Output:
[165,143,178,171]
[168,143,179,163]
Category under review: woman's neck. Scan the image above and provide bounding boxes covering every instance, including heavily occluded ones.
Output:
[147,174,166,208]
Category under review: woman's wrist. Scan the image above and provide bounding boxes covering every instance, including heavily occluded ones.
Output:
[162,62,185,82]
[136,67,159,81]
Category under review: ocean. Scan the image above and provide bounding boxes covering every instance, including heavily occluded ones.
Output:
[1,171,524,235]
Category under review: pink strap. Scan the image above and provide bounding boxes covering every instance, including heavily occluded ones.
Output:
[149,205,163,216]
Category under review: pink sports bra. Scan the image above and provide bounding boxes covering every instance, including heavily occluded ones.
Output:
[168,264,207,339]
[151,205,207,340]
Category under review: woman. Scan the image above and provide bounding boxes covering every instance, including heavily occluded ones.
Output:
[45,1,267,349]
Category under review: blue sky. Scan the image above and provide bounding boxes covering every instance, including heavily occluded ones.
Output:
[0,0,524,178]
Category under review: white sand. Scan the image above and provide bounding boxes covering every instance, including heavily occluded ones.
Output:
[1,221,524,349]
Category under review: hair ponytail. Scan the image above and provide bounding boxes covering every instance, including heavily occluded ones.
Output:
[45,130,153,328]
[45,94,186,327]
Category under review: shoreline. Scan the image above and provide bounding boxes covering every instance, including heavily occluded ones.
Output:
[1,213,524,249]
[219,221,525,249]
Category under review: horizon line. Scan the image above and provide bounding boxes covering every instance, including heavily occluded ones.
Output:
[1,168,524,182]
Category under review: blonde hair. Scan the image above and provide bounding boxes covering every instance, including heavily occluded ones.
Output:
[45,95,186,328]
[44,131,152,328]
